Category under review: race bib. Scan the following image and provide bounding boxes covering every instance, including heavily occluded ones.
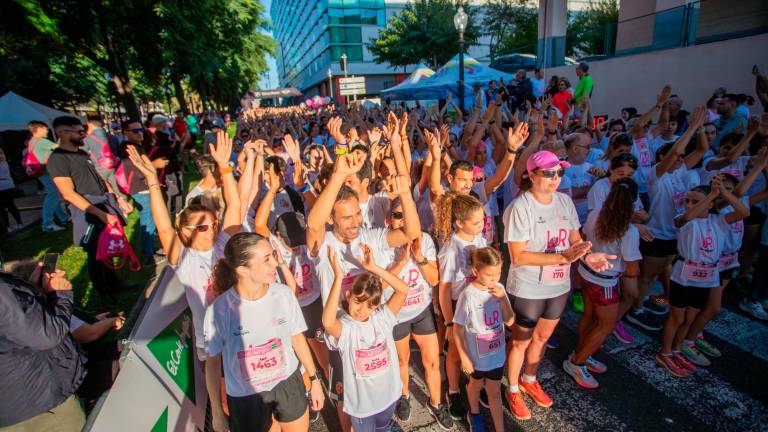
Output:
[681,260,717,283]
[673,191,686,212]
[237,338,287,386]
[542,264,570,283]
[718,252,739,271]
[483,215,495,243]
[635,138,651,167]
[354,342,391,378]
[402,285,425,310]
[292,262,315,301]
[475,327,503,358]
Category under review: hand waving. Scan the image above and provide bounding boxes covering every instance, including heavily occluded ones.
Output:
[210,130,233,168]
[507,121,530,151]
[126,145,159,183]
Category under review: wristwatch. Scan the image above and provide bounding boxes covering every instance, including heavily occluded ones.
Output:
[507,147,520,155]
[415,257,429,266]
[309,373,320,382]
[444,322,453,327]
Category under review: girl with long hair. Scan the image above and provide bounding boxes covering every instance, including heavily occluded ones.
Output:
[566,178,642,389]
[205,233,324,432]
[435,192,487,419]
[126,131,243,363]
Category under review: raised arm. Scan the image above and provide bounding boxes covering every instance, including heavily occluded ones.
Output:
[210,130,242,235]
[322,247,345,340]
[126,145,182,264]
[706,118,759,170]
[306,152,366,257]
[631,85,671,139]
[484,121,529,196]
[385,174,421,247]
[657,106,706,176]
[359,243,409,316]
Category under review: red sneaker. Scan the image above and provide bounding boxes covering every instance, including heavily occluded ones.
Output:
[656,352,688,377]
[519,379,553,408]
[674,352,697,373]
[506,391,531,420]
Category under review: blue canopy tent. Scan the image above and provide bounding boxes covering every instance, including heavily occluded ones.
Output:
[380,64,435,100]
[380,55,514,104]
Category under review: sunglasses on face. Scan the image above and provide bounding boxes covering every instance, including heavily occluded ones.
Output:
[130,128,145,134]
[390,211,403,220]
[536,168,566,178]
[182,222,217,232]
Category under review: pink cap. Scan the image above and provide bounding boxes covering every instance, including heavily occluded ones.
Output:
[526,150,571,173]
[472,166,484,177]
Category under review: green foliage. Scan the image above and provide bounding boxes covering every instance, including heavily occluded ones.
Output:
[0,0,274,116]
[483,0,538,58]
[566,0,619,57]
[367,0,482,70]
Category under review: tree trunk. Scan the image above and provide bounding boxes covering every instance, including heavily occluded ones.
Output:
[171,71,189,115]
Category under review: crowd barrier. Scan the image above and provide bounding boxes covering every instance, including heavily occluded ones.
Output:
[84,266,208,431]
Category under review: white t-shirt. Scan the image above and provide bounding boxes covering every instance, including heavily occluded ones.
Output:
[326,307,401,418]
[382,232,437,323]
[175,232,230,356]
[631,135,654,194]
[438,233,488,300]
[671,214,731,288]
[504,191,580,299]
[453,282,507,371]
[650,135,679,155]
[702,155,750,184]
[587,178,644,212]
[719,197,748,269]
[647,165,700,240]
[313,228,393,307]
[360,191,390,229]
[564,162,595,223]
[185,184,221,206]
[274,239,321,307]
[264,189,298,230]
[413,184,436,233]
[203,284,307,396]
[579,210,642,287]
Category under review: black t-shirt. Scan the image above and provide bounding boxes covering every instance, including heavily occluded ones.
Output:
[149,131,180,173]
[46,148,107,196]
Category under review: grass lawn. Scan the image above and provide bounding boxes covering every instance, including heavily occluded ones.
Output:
[2,172,202,315]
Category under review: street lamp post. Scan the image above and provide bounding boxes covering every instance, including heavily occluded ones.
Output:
[327,68,334,100]
[454,6,468,116]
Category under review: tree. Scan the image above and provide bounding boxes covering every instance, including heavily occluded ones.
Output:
[566,0,619,57]
[483,0,538,59]
[367,0,482,70]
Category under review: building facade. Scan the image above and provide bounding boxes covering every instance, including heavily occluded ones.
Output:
[271,0,491,100]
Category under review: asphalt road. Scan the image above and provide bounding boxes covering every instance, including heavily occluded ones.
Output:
[309,286,768,432]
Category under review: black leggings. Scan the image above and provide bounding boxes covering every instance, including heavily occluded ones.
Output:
[0,188,21,225]
[509,291,570,328]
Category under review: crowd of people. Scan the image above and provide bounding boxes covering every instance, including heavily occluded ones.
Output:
[2,62,768,432]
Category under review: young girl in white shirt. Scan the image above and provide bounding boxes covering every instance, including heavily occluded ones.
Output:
[656,177,749,378]
[453,247,515,432]
[436,192,487,419]
[204,233,324,432]
[126,133,243,363]
[323,243,409,432]
[567,178,642,389]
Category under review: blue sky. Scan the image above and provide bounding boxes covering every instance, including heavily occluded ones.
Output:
[258,0,280,90]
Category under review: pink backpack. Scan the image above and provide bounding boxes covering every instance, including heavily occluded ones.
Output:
[86,133,118,170]
[96,223,141,271]
[115,161,134,195]
[22,138,45,177]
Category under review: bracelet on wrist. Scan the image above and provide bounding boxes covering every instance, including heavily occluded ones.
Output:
[218,165,234,175]
[415,257,428,266]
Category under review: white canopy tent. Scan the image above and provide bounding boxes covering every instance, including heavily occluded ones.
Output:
[0,91,80,132]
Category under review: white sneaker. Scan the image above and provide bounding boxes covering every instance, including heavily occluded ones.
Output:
[10,224,24,232]
[562,359,599,389]
[739,299,768,320]
[42,224,65,232]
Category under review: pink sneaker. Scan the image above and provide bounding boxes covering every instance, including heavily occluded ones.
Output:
[613,321,634,344]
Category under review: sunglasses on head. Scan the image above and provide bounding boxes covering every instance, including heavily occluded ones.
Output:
[536,168,566,178]
[182,222,217,232]
[390,211,403,220]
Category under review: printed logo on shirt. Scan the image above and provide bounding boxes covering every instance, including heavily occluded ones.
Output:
[537,216,546,224]
[233,325,251,336]
[546,229,569,250]
[483,308,501,330]
[271,317,287,327]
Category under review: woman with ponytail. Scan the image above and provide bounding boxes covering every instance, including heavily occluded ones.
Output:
[205,233,324,432]
[126,130,242,362]
[435,191,487,419]
[565,178,642,389]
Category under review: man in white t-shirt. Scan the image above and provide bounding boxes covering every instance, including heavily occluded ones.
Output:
[563,133,597,223]
[342,159,389,228]
[306,151,420,432]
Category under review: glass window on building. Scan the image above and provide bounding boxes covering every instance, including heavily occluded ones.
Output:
[331,45,364,62]
[330,27,362,44]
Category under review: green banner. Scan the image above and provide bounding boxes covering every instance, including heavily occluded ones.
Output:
[147,309,196,403]
[150,407,168,432]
